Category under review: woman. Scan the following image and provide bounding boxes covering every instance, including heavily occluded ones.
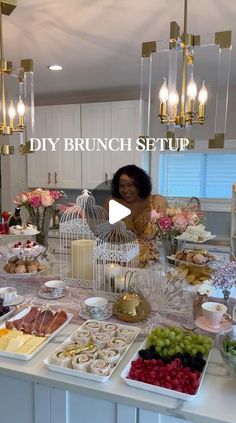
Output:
[104,165,168,267]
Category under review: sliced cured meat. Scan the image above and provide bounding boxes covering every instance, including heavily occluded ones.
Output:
[44,310,67,337]
[32,310,54,336]
[6,307,39,330]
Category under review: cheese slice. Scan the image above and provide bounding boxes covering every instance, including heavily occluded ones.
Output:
[5,336,26,352]
[17,336,46,355]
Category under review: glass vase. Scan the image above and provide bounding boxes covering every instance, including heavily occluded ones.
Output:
[30,207,52,248]
[222,288,231,309]
[161,238,183,262]
[193,292,208,320]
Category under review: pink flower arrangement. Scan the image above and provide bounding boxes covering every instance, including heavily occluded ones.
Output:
[156,206,203,240]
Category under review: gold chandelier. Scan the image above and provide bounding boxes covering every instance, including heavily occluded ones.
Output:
[140,0,232,142]
[0,0,34,146]
[158,0,207,127]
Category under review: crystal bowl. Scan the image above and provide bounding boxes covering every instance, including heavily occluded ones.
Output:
[216,326,236,376]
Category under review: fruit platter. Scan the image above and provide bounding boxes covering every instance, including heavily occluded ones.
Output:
[0,306,72,360]
[44,320,140,383]
[121,326,213,401]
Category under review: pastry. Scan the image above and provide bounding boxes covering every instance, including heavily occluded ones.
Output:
[107,337,127,354]
[117,327,136,343]
[101,323,118,337]
[99,348,120,364]
[90,359,111,376]
[92,333,110,349]
[27,264,38,273]
[84,321,102,333]
[15,264,27,273]
[72,329,91,344]
[52,350,72,367]
[71,353,95,371]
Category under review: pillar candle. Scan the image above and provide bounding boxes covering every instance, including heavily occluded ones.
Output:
[115,276,125,293]
[104,263,121,292]
[71,239,95,280]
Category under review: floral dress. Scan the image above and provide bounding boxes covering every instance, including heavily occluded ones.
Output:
[122,195,167,267]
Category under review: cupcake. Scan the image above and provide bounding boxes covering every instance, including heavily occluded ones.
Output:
[72,353,95,372]
[101,323,118,337]
[92,333,110,349]
[90,359,111,376]
[72,329,91,344]
[117,327,136,343]
[99,348,120,365]
[107,338,127,354]
[84,320,102,333]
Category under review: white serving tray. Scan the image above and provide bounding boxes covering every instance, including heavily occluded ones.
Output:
[44,320,140,383]
[121,339,211,402]
[0,308,73,360]
[175,235,216,243]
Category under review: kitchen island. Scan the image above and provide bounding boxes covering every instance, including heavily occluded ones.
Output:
[0,270,235,423]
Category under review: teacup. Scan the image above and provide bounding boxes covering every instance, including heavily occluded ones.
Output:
[44,280,66,297]
[84,297,108,317]
[0,286,17,304]
[202,302,230,329]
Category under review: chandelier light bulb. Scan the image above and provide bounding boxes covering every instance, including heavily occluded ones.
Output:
[187,73,197,100]
[159,78,169,103]
[168,90,179,106]
[8,101,16,119]
[17,96,25,116]
[198,81,208,105]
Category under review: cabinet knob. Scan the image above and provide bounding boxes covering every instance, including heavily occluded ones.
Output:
[54,172,58,184]
[48,172,51,184]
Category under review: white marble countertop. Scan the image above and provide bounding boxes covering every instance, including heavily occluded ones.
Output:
[0,322,235,423]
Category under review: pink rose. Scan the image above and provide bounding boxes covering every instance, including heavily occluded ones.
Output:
[41,191,54,207]
[50,190,61,200]
[20,192,29,203]
[29,195,42,208]
[150,210,161,223]
[172,215,188,231]
[159,216,173,231]
[14,194,22,206]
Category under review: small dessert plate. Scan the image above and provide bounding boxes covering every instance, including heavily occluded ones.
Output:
[78,302,113,321]
[195,316,232,333]
[37,287,68,300]
[3,295,24,307]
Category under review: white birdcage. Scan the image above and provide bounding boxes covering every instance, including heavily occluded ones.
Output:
[59,189,108,286]
[93,221,139,296]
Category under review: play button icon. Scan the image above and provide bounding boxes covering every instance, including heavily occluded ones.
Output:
[109,199,131,224]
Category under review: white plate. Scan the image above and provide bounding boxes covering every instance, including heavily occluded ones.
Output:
[38,288,68,300]
[195,316,232,333]
[0,306,15,322]
[121,338,211,402]
[167,255,216,267]
[0,308,73,360]
[44,320,140,383]
[78,303,113,321]
[175,235,216,243]
[3,295,24,307]
[9,229,40,236]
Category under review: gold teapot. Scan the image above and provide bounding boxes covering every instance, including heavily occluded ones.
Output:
[113,271,150,323]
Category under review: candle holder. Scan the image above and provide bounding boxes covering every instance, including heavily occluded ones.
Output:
[93,222,139,299]
[59,189,108,287]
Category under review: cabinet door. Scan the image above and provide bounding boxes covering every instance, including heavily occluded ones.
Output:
[27,106,58,188]
[81,103,111,189]
[52,105,81,189]
[110,100,149,176]
[28,105,82,189]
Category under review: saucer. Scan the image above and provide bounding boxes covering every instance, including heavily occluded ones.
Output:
[3,295,24,307]
[195,316,232,333]
[78,303,113,321]
[37,287,68,300]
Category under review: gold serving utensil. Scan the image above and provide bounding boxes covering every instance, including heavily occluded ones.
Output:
[61,342,95,357]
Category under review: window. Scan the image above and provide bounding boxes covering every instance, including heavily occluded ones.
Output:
[159,153,236,199]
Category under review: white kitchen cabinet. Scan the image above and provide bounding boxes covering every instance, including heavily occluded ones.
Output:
[81,100,149,189]
[27,105,81,189]
[230,183,236,259]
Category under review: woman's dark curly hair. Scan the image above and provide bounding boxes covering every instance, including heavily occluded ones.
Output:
[111,165,152,199]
